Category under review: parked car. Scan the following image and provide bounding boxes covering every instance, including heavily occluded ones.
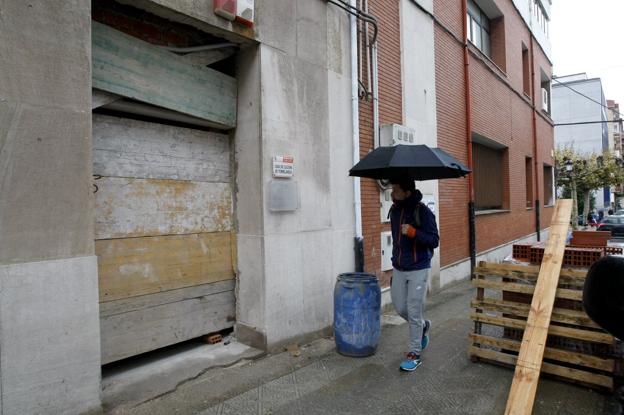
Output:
[614,209,624,216]
[597,216,624,237]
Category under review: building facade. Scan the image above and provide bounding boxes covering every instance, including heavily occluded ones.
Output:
[607,99,624,206]
[0,0,356,412]
[552,73,611,207]
[357,0,555,292]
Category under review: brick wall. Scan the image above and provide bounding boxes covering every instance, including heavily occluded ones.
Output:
[433,0,555,267]
[360,0,403,287]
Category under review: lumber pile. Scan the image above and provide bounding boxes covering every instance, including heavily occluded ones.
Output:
[471,201,622,415]
[470,261,618,391]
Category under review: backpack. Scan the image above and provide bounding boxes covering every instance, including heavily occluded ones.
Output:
[388,202,423,228]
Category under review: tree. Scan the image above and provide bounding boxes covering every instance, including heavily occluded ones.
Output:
[555,147,624,226]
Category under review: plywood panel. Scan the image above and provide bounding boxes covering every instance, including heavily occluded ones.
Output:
[92,22,236,129]
[101,285,235,364]
[92,114,230,182]
[95,177,232,239]
[96,232,234,302]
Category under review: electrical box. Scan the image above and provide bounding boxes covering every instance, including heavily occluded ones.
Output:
[236,0,254,27]
[380,124,416,147]
[381,231,393,271]
[380,188,392,223]
[214,0,236,20]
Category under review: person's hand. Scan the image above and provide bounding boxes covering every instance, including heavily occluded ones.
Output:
[401,224,416,238]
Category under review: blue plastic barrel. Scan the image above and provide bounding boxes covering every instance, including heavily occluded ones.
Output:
[333,272,381,357]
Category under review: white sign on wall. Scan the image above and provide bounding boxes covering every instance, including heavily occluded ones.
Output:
[273,155,294,178]
[421,194,436,214]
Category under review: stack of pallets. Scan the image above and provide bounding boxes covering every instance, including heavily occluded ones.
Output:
[469,261,621,391]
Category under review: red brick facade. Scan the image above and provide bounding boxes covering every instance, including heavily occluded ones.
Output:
[360,0,554,283]
[360,0,404,287]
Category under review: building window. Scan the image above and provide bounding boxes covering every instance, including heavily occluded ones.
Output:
[473,140,508,210]
[526,157,533,208]
[522,44,530,96]
[540,69,551,114]
[532,0,549,37]
[467,0,491,57]
[543,164,554,206]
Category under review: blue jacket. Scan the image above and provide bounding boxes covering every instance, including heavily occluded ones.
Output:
[390,190,439,271]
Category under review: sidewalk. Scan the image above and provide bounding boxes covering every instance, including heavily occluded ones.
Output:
[114,280,616,415]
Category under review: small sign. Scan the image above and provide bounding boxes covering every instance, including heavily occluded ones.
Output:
[273,155,294,178]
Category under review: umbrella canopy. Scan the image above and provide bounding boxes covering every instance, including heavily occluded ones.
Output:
[349,144,471,181]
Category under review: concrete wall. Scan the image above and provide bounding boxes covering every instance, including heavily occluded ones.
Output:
[235,1,355,350]
[400,0,441,290]
[0,1,101,413]
[553,78,606,155]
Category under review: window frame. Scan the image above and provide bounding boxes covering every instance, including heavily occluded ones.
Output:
[467,0,492,57]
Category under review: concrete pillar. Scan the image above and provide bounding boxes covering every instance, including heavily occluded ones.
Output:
[0,1,101,413]
[235,0,355,351]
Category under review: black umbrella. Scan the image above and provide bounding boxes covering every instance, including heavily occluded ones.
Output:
[349,144,471,181]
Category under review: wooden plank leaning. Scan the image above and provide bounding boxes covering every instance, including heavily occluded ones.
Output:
[504,199,573,415]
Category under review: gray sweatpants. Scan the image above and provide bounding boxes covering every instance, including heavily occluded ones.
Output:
[391,268,429,354]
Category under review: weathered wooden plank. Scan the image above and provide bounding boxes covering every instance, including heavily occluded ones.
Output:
[95,177,232,239]
[100,279,235,317]
[475,261,587,283]
[470,313,613,344]
[469,347,613,390]
[505,200,572,415]
[469,334,614,372]
[92,88,121,109]
[92,22,237,129]
[101,287,235,364]
[92,114,230,182]
[471,298,600,329]
[96,232,235,302]
[472,279,582,301]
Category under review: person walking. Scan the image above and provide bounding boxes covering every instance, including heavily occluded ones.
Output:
[389,180,440,371]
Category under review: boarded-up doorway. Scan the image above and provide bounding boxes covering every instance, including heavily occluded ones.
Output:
[93,114,236,364]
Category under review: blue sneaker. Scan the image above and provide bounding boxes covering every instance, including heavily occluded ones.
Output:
[399,352,422,371]
[421,320,431,350]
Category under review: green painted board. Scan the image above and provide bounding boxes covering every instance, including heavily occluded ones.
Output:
[92,22,236,129]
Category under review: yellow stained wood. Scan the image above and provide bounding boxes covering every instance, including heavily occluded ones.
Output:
[472,279,582,301]
[470,347,613,389]
[469,333,614,372]
[505,199,572,415]
[96,232,235,302]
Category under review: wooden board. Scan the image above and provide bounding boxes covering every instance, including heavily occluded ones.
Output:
[470,313,613,344]
[470,347,613,390]
[92,22,237,129]
[474,262,588,284]
[92,114,230,183]
[471,298,600,329]
[101,282,235,364]
[505,199,573,415]
[99,279,235,317]
[472,279,582,301]
[469,333,614,372]
[96,232,235,302]
[95,177,232,239]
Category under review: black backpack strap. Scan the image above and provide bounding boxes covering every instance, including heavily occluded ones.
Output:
[413,203,422,228]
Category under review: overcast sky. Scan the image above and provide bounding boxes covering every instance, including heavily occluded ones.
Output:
[551,0,624,107]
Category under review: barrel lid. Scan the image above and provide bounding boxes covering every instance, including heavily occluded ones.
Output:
[337,272,378,283]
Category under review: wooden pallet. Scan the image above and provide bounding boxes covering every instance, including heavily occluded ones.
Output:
[470,261,619,391]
